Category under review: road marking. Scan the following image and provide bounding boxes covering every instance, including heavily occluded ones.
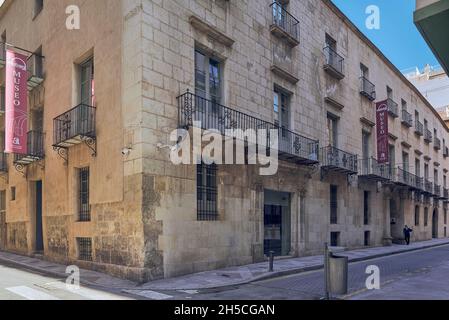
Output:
[6,286,60,300]
[123,289,173,300]
[43,282,130,300]
[178,289,199,295]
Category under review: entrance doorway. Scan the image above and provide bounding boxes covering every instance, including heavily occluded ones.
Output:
[35,181,44,252]
[432,209,438,239]
[264,190,291,256]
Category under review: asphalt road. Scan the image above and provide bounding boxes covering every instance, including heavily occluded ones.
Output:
[137,244,449,300]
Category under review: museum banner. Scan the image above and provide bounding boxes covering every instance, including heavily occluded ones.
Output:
[5,49,28,154]
[376,100,389,164]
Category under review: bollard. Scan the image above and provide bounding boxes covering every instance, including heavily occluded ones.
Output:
[268,251,275,272]
[324,242,330,300]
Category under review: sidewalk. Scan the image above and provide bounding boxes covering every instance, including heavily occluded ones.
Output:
[1,238,448,292]
[138,238,449,291]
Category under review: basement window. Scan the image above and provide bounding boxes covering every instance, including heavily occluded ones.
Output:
[77,237,93,261]
[197,163,218,221]
[78,167,91,222]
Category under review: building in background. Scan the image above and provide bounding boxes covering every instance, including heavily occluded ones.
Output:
[0,0,448,281]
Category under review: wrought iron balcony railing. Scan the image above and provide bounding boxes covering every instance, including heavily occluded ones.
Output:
[270,2,300,46]
[177,91,320,165]
[424,129,432,143]
[321,146,358,174]
[434,137,441,150]
[323,46,345,80]
[53,104,96,149]
[386,98,398,118]
[360,76,376,101]
[444,188,449,200]
[401,109,413,127]
[434,184,441,198]
[394,167,422,190]
[0,153,7,173]
[415,120,424,136]
[424,179,433,194]
[14,130,45,166]
[27,53,44,91]
[358,157,391,181]
[444,147,449,158]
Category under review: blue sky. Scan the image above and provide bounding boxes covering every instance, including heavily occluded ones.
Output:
[331,0,439,72]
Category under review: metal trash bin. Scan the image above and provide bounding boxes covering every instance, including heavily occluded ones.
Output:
[329,254,348,295]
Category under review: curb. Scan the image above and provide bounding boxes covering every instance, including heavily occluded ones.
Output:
[140,241,449,291]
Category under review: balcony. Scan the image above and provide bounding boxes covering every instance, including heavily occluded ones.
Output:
[13,131,45,166]
[359,77,376,101]
[386,98,399,117]
[358,157,391,181]
[53,104,96,150]
[424,129,432,143]
[0,42,5,69]
[415,120,424,136]
[424,179,433,195]
[393,167,422,190]
[0,153,7,173]
[401,109,413,127]
[444,188,449,200]
[323,46,345,80]
[27,53,44,91]
[444,146,449,157]
[177,91,320,165]
[434,137,441,150]
[321,146,358,175]
[271,45,298,84]
[269,2,300,47]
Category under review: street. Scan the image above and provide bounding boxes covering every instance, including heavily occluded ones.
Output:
[1,244,449,300]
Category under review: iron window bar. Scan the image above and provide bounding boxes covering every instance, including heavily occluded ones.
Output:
[270,1,300,43]
[321,146,358,174]
[359,76,376,101]
[78,167,91,222]
[323,46,345,79]
[77,237,93,261]
[177,91,320,165]
[197,163,218,221]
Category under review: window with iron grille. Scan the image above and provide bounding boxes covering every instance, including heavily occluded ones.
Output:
[415,206,420,226]
[78,167,90,222]
[197,163,218,221]
[330,185,338,224]
[363,191,370,225]
[77,237,92,261]
[330,232,340,247]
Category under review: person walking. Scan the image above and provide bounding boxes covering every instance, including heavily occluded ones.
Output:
[403,225,413,245]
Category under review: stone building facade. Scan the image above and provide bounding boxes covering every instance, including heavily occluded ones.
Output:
[0,0,448,281]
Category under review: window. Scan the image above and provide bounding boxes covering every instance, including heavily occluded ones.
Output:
[424,207,429,226]
[364,191,370,225]
[325,34,336,50]
[330,185,338,224]
[445,227,447,237]
[444,175,447,188]
[444,210,447,225]
[80,57,95,106]
[29,47,43,78]
[274,88,290,137]
[434,169,439,185]
[364,231,370,246]
[424,163,429,179]
[360,63,369,78]
[415,159,420,177]
[415,206,420,226]
[327,114,338,147]
[401,99,407,111]
[195,50,221,102]
[362,131,370,160]
[197,163,218,221]
[77,237,92,261]
[33,0,44,19]
[78,167,90,222]
[0,190,5,213]
[387,86,393,99]
[415,110,419,122]
[388,144,395,175]
[10,187,15,201]
[402,152,409,172]
[330,232,340,247]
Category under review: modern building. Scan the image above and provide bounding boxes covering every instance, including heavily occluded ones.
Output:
[0,0,448,281]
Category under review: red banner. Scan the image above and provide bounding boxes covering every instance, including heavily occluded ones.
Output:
[5,49,28,154]
[376,100,389,164]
